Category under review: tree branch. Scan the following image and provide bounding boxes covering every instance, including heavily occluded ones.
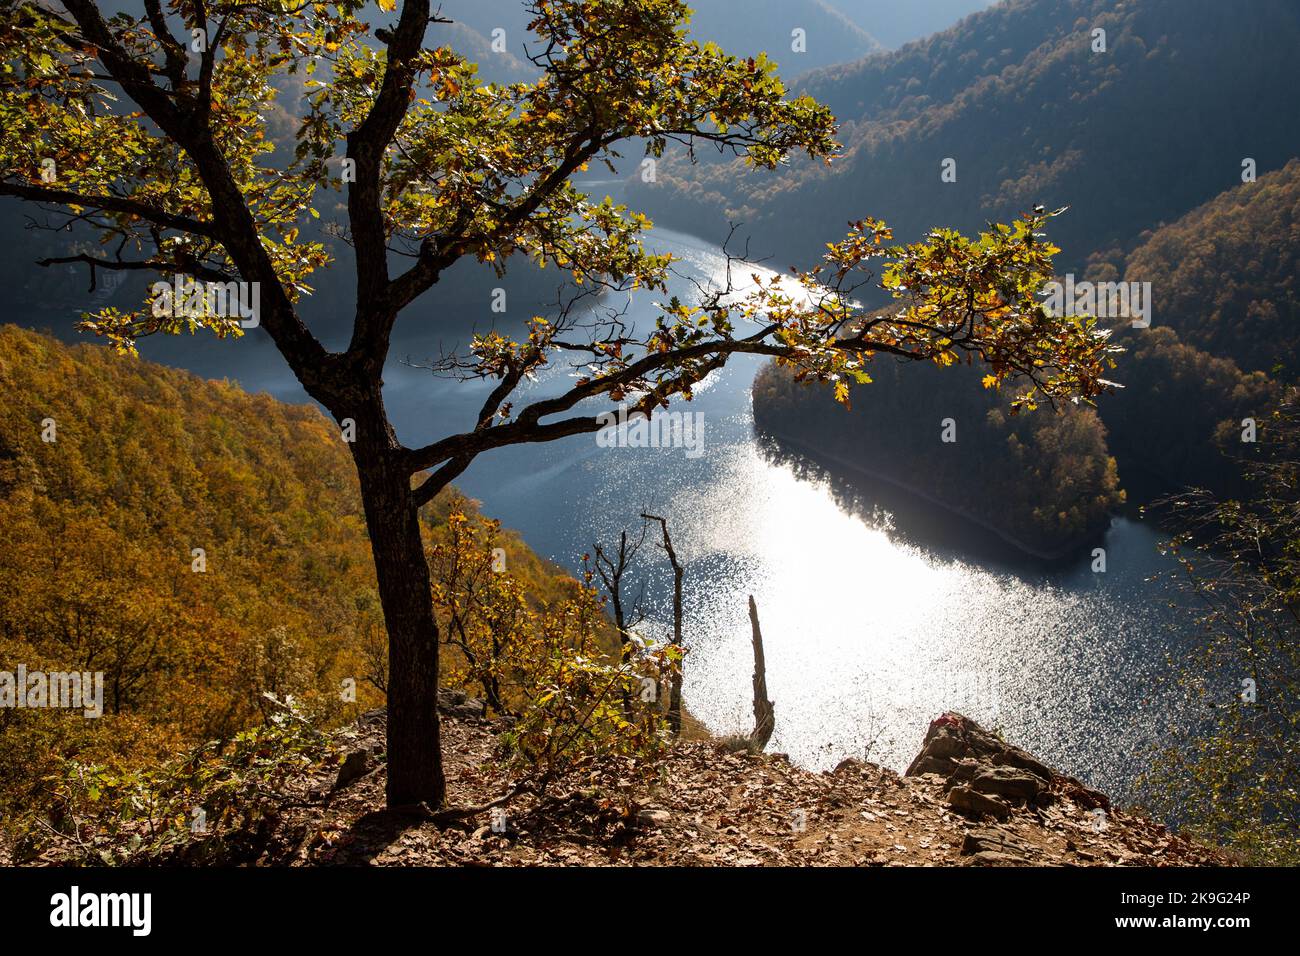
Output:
[344,0,434,365]
[54,0,339,402]
[35,253,233,290]
[0,182,220,239]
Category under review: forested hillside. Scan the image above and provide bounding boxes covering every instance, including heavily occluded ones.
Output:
[0,326,580,823]
[732,0,1300,533]
[753,345,1124,557]
[1083,163,1300,497]
[1099,159,1300,379]
[632,0,1300,276]
[753,159,1299,524]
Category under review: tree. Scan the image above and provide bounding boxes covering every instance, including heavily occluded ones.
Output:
[0,0,1117,807]
[1144,395,1300,864]
[642,512,683,733]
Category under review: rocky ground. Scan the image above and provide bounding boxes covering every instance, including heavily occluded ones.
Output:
[142,697,1229,867]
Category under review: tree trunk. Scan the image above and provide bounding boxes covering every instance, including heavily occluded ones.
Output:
[354,445,445,808]
[747,595,775,751]
[642,514,684,734]
[667,569,684,735]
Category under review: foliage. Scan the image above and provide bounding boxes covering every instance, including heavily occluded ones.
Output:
[0,0,1126,808]
[426,506,675,784]
[750,211,1127,555]
[1140,395,1300,865]
[0,326,585,828]
[0,324,381,818]
[496,613,677,786]
[14,694,329,865]
[429,507,614,711]
[0,0,838,352]
[1115,159,1300,379]
[756,211,1118,412]
[1097,326,1275,500]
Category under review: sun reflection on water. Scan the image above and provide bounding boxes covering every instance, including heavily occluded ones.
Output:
[653,438,1182,796]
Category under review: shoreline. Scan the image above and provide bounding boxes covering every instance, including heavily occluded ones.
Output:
[755,426,1103,563]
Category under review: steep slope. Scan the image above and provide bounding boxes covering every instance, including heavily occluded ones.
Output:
[0,326,574,818]
[631,0,1300,276]
[16,707,1226,867]
[1080,164,1300,497]
[1107,158,1300,379]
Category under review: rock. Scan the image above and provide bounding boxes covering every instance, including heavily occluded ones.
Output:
[993,750,1055,783]
[961,827,1036,861]
[971,766,1044,801]
[907,712,1049,781]
[947,785,1012,820]
[924,733,968,761]
[637,808,671,827]
[436,688,487,720]
[966,850,1027,866]
[333,750,370,790]
[907,755,952,777]
[904,711,1113,817]
[1058,775,1111,811]
[948,758,982,784]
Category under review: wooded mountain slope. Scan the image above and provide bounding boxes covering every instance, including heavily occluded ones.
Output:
[753,353,1124,557]
[0,326,572,818]
[1102,159,1300,379]
[632,0,1300,276]
[735,0,1300,525]
[1085,163,1300,497]
[752,159,1297,524]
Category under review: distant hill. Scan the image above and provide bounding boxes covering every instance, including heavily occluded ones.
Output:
[824,0,996,49]
[441,0,880,76]
[631,0,1300,277]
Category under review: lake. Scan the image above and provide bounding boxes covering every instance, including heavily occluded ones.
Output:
[135,224,1200,801]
